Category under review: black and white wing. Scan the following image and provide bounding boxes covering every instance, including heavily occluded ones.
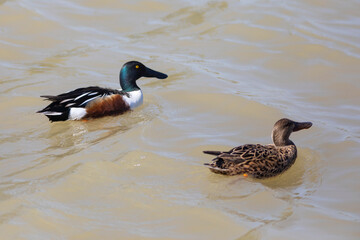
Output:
[37,86,126,121]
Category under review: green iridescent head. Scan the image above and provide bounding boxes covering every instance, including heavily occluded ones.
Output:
[119,61,168,92]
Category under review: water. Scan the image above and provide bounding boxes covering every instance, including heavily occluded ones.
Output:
[0,0,359,239]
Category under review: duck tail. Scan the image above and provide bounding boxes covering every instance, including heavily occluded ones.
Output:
[37,105,70,122]
[204,163,232,175]
[40,95,60,101]
[203,150,222,156]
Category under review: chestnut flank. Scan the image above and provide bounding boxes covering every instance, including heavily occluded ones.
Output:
[85,94,130,118]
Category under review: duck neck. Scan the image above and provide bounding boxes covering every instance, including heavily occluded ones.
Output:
[271,129,294,147]
[119,68,140,92]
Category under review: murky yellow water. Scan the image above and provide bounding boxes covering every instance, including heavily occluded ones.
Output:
[1,0,359,239]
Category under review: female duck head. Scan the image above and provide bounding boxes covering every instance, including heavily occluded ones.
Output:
[271,118,312,146]
[119,61,168,92]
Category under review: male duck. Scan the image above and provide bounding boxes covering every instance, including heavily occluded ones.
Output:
[203,118,312,178]
[38,61,167,122]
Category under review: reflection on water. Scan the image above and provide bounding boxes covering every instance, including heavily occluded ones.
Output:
[0,0,359,239]
[260,149,321,190]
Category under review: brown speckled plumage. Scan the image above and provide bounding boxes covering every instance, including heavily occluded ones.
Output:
[204,118,312,178]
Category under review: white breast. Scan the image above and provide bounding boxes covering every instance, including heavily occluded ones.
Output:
[122,90,143,109]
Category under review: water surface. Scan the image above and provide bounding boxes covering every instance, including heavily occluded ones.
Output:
[0,0,359,239]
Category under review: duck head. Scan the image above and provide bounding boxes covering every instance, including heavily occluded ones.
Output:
[271,118,312,146]
[119,61,168,92]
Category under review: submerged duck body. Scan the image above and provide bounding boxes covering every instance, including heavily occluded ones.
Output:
[204,118,312,178]
[38,61,167,122]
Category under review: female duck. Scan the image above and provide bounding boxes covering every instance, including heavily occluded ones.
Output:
[203,118,312,178]
[38,61,167,122]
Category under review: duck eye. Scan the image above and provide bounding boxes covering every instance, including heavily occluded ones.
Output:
[135,65,139,69]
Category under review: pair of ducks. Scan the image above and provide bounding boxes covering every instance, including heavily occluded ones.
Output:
[38,61,312,179]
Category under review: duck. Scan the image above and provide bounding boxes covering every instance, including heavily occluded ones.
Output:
[37,61,168,122]
[203,118,312,178]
